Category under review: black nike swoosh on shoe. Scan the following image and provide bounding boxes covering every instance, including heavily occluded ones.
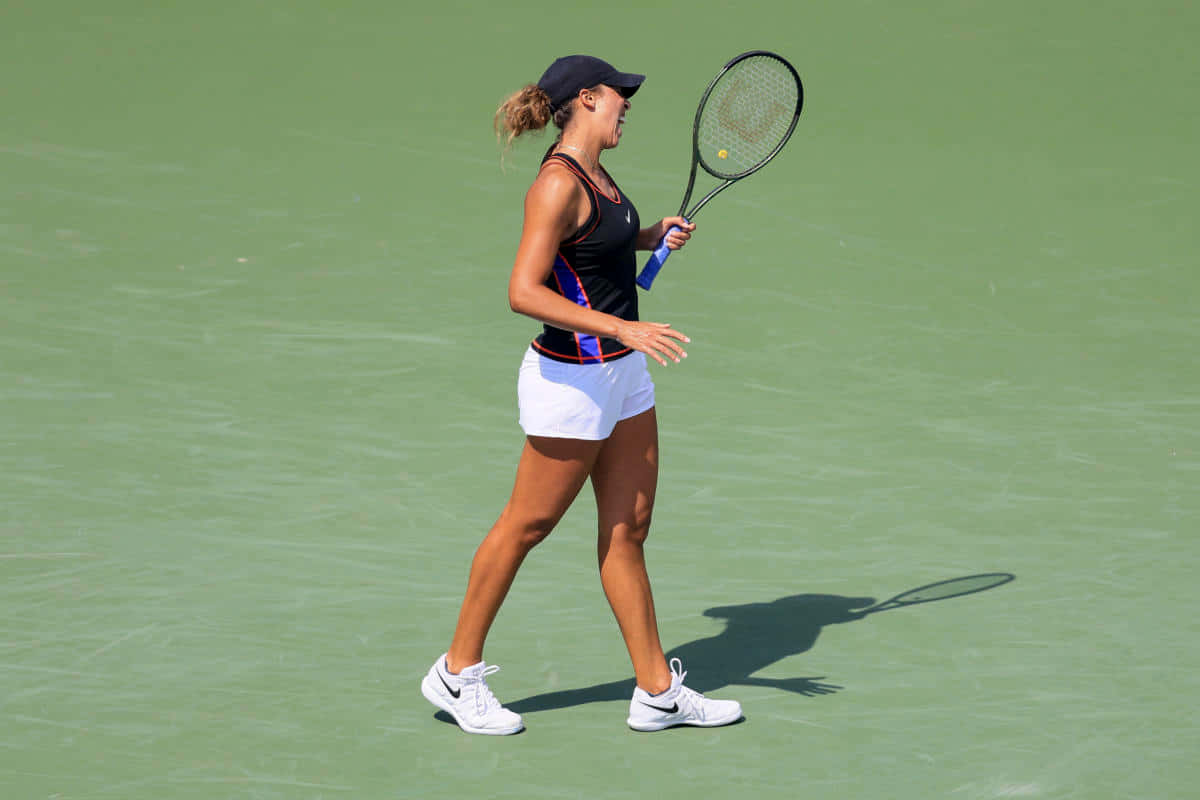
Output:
[640,700,679,713]
[438,671,461,699]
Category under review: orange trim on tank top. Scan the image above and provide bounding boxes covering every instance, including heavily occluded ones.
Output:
[547,250,592,361]
[541,153,623,205]
[530,338,633,364]
[540,155,601,246]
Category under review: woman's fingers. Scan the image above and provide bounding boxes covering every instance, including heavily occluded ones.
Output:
[616,321,690,365]
[665,230,690,250]
[663,218,695,250]
[640,323,689,364]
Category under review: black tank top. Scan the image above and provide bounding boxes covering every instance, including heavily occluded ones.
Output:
[531,152,641,364]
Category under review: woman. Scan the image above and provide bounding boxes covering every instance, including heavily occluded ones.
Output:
[421,55,742,734]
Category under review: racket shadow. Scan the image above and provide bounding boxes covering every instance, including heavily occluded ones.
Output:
[507,575,1015,714]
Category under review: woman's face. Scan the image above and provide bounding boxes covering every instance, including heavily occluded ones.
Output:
[594,84,631,149]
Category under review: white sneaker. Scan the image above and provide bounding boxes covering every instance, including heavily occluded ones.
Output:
[627,658,743,731]
[420,654,524,735]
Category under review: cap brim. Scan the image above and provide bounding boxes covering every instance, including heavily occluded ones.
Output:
[607,71,645,99]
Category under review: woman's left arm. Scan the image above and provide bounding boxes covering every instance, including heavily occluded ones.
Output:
[636,216,696,251]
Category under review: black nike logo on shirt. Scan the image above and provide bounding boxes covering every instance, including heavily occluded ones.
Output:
[641,700,679,713]
[438,670,461,698]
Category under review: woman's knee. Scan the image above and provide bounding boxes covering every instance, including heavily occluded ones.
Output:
[605,510,653,548]
[495,508,560,551]
[517,521,555,550]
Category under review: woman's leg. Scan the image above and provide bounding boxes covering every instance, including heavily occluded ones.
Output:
[445,434,603,673]
[590,407,673,694]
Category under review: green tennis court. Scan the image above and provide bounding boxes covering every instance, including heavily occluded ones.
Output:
[3,1,1197,797]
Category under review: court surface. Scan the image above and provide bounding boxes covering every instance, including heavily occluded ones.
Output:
[3,2,1197,798]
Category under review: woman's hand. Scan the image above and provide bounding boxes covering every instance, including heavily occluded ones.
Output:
[614,320,690,366]
[638,217,696,251]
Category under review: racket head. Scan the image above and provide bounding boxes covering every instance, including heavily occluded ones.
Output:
[866,573,1015,612]
[692,50,803,182]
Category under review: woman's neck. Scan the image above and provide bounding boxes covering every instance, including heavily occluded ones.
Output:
[556,140,601,172]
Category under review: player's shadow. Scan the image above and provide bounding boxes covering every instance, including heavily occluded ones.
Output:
[506,592,878,714]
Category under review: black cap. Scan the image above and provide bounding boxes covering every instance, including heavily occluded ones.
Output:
[537,55,645,113]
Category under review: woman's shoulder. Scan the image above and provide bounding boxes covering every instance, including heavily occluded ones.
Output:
[527,159,586,208]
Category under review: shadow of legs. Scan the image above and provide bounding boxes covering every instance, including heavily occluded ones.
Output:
[508,593,875,712]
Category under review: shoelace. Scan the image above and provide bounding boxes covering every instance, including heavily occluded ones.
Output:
[463,664,503,717]
[667,658,707,721]
[675,685,708,721]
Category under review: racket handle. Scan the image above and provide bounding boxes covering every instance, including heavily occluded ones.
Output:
[635,225,682,290]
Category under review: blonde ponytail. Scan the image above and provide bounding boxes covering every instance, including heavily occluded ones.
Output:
[494,84,553,152]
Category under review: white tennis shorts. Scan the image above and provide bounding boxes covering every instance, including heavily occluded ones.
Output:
[518,347,656,440]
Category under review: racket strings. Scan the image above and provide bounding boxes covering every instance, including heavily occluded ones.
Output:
[697,55,799,178]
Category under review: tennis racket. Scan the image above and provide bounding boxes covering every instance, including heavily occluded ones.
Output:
[636,50,804,290]
[861,573,1015,614]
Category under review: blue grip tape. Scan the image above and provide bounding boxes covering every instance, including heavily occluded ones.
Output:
[635,225,682,290]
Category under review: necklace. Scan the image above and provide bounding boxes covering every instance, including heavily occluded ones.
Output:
[558,143,598,172]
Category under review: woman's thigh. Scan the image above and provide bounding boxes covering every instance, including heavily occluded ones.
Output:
[590,408,659,537]
[501,435,605,532]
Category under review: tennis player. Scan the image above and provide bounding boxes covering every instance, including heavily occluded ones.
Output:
[420,55,742,734]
